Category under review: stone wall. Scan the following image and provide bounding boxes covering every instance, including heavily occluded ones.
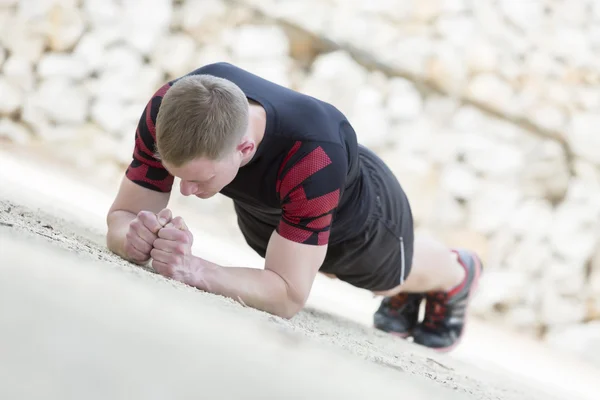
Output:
[1,0,600,366]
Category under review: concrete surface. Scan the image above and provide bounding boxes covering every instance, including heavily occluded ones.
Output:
[0,227,467,400]
[0,148,598,400]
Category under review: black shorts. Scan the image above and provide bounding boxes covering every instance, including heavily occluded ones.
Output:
[318,145,415,292]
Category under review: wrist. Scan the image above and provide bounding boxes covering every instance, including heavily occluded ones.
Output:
[189,255,218,291]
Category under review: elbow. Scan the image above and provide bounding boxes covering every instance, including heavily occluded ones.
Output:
[278,294,307,320]
[264,269,309,319]
[105,216,121,254]
[278,305,302,320]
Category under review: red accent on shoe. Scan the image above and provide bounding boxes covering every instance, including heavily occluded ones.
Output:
[423,292,449,330]
[428,251,483,353]
[447,250,469,298]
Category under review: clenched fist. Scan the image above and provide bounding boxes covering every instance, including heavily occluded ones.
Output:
[124,208,172,263]
[151,216,198,283]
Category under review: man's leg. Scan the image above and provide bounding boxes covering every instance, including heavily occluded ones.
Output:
[373,234,483,352]
[354,143,483,350]
[373,235,466,297]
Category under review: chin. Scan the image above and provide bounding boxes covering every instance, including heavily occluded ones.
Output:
[195,192,216,199]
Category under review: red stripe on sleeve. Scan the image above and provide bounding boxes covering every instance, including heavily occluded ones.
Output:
[285,187,340,218]
[279,146,332,199]
[144,83,171,143]
[286,215,301,225]
[317,231,330,245]
[276,141,301,193]
[145,100,156,138]
[306,214,332,229]
[126,163,173,192]
[278,221,313,243]
[134,130,163,168]
[155,83,170,98]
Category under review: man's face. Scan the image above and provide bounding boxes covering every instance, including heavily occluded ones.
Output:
[163,153,240,199]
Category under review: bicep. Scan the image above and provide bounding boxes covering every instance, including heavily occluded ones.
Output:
[109,175,170,216]
[264,230,327,308]
[264,142,346,310]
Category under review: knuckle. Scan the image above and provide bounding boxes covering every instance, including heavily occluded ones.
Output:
[130,219,142,231]
[175,244,186,254]
[138,211,156,225]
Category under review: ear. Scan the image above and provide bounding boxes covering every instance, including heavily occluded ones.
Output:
[237,137,255,157]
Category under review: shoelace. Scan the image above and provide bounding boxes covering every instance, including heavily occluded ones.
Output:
[423,292,449,330]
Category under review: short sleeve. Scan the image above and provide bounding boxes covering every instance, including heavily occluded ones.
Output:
[125,83,175,192]
[275,141,347,246]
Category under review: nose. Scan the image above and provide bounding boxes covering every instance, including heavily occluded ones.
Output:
[180,181,198,196]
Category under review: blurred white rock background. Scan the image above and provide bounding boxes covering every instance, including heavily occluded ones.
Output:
[1,0,600,367]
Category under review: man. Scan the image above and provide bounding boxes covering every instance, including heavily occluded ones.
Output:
[106,62,483,352]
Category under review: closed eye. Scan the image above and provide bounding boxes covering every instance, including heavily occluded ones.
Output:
[190,176,214,184]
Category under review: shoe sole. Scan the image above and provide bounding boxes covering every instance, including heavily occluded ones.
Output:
[373,323,411,338]
[389,331,410,339]
[430,250,484,353]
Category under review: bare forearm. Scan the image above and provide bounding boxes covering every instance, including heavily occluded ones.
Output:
[194,260,302,319]
[106,210,137,261]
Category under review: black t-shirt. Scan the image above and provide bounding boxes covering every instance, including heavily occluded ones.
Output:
[126,62,372,252]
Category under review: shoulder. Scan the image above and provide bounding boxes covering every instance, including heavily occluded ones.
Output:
[277,140,348,201]
[135,82,173,147]
[275,90,352,144]
[275,140,348,246]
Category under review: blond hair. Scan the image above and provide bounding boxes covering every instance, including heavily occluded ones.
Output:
[155,74,249,166]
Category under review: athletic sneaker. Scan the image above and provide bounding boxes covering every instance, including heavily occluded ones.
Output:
[373,293,424,337]
[412,249,483,352]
